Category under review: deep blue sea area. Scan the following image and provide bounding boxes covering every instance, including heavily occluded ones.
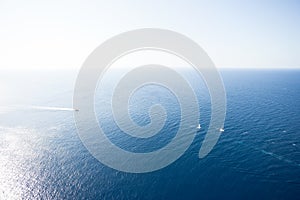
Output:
[0,69,299,199]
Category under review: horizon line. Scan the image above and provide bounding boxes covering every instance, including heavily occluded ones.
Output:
[0,66,300,71]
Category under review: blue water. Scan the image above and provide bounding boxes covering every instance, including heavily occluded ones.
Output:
[0,69,299,199]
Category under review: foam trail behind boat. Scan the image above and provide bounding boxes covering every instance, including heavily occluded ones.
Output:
[0,105,77,112]
[27,106,76,111]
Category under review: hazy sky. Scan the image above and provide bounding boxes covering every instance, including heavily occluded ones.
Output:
[0,0,299,70]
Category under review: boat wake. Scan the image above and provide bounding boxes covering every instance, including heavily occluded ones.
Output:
[0,105,78,112]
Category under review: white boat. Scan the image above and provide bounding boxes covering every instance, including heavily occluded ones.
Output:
[197,124,201,129]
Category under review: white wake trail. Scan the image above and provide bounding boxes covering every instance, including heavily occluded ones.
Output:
[0,105,78,112]
[27,106,76,111]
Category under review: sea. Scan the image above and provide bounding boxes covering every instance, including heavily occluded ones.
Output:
[0,68,299,199]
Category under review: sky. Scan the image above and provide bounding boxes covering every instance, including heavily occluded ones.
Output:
[0,0,299,70]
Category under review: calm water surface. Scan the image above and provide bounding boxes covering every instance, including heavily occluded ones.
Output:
[0,69,299,199]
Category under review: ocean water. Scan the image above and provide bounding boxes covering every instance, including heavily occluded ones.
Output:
[0,69,299,199]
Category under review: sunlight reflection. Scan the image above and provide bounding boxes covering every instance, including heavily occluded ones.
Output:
[0,126,40,199]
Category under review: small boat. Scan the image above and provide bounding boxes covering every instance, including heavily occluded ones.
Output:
[74,108,80,112]
[219,128,224,132]
[197,124,201,129]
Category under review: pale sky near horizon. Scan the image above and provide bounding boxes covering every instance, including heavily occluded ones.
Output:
[0,0,299,70]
